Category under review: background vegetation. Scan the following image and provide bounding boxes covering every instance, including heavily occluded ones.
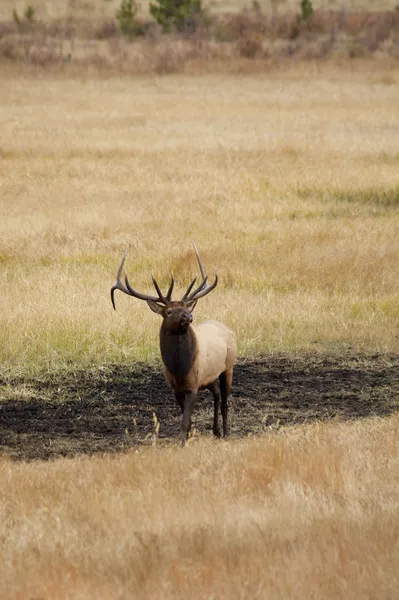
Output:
[0,0,399,70]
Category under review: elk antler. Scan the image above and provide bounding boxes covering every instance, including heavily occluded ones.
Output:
[111,244,217,311]
[181,242,218,305]
[111,251,174,310]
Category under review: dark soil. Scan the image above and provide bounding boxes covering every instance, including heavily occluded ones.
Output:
[1,354,398,461]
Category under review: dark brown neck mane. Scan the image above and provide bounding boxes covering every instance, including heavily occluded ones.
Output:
[159,325,197,377]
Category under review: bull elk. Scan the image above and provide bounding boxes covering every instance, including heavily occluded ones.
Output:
[111,244,237,446]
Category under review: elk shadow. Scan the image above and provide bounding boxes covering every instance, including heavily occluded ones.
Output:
[0,354,398,461]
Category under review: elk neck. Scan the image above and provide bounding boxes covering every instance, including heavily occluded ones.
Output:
[159,324,197,377]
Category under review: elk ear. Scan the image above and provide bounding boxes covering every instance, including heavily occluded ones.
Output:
[147,300,165,315]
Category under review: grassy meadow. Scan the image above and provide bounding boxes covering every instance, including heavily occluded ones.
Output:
[0,57,399,598]
[1,65,399,376]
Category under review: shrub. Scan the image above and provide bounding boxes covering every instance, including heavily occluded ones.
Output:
[0,21,17,41]
[299,0,313,22]
[24,5,35,23]
[95,20,120,40]
[348,41,367,58]
[149,0,202,33]
[236,37,263,58]
[116,0,140,41]
[13,4,36,28]
[211,11,267,43]
[0,34,21,60]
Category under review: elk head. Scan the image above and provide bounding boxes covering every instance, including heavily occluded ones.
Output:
[110,243,218,333]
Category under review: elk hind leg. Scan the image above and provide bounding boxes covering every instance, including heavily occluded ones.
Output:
[219,368,233,438]
[207,381,221,438]
[175,391,185,415]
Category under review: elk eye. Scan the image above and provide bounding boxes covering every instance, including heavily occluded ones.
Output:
[166,309,172,317]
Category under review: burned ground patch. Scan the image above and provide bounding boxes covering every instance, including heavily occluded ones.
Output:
[0,354,398,461]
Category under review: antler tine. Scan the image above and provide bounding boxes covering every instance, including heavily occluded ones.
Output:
[188,272,218,301]
[186,243,218,303]
[111,251,131,310]
[185,277,208,301]
[180,242,209,302]
[111,251,167,310]
[181,276,198,301]
[166,274,175,302]
[125,275,167,304]
[151,274,167,304]
[192,241,208,284]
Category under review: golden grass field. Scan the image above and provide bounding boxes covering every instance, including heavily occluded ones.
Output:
[1,415,399,598]
[1,63,399,375]
[0,59,398,598]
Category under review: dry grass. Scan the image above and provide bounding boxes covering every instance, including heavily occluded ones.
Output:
[0,66,399,375]
[1,413,398,598]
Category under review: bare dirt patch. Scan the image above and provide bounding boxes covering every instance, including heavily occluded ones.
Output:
[0,353,398,461]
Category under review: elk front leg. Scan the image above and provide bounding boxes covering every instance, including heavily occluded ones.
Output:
[181,390,197,446]
[175,391,192,436]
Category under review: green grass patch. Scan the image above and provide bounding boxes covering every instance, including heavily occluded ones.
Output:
[297,186,399,213]
[350,296,399,319]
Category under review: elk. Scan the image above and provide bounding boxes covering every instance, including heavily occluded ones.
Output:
[111,244,237,446]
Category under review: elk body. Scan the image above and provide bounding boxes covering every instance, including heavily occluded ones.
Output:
[111,245,237,445]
